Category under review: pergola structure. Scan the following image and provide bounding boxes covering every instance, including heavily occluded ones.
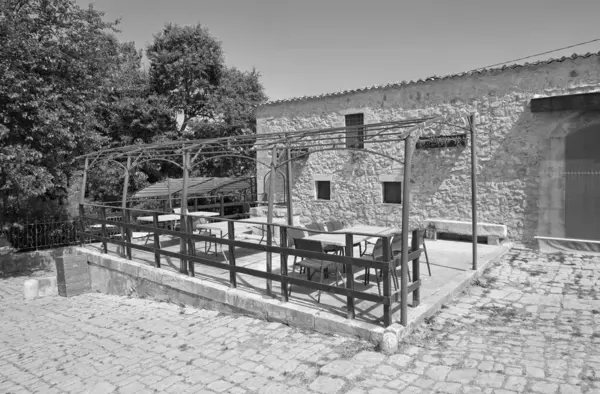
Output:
[78,113,480,282]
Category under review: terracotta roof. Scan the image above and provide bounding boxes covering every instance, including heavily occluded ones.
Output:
[260,51,600,107]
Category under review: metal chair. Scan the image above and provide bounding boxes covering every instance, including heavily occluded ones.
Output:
[325,220,344,231]
[286,227,306,273]
[305,223,339,254]
[289,238,342,303]
[305,223,325,234]
[391,230,431,277]
[361,238,384,295]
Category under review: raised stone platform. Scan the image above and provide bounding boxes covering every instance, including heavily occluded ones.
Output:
[425,219,507,245]
[78,238,511,351]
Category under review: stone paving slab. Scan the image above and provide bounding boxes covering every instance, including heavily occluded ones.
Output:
[1,247,599,393]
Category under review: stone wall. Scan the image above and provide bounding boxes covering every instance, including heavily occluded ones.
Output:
[256,55,600,242]
[0,247,79,274]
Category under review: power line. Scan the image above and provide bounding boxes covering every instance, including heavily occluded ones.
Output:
[466,37,600,72]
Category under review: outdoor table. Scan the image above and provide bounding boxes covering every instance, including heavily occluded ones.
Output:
[137,211,220,223]
[137,214,180,223]
[196,216,285,239]
[304,225,400,284]
[195,217,286,259]
[304,225,399,247]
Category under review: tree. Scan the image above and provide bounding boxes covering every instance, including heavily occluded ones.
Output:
[147,23,225,134]
[147,23,267,177]
[188,67,267,178]
[94,41,176,147]
[0,0,121,220]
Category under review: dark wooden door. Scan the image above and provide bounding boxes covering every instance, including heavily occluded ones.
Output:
[565,124,600,240]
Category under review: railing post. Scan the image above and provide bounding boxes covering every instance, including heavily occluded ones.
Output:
[266,223,272,296]
[100,207,108,253]
[280,226,289,302]
[194,199,198,212]
[152,212,161,268]
[124,209,132,260]
[382,235,392,327]
[220,196,225,217]
[400,253,408,327]
[187,216,195,277]
[227,221,237,288]
[411,229,421,307]
[345,233,355,319]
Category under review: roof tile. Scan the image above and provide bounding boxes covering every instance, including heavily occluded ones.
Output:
[260,51,600,107]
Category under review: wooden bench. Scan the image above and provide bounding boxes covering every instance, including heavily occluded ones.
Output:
[424,219,507,245]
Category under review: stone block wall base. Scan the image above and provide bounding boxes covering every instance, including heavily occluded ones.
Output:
[56,252,90,297]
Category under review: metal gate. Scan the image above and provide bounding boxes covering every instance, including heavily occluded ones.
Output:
[565,124,600,240]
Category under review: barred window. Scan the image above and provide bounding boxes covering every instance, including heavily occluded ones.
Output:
[345,113,364,149]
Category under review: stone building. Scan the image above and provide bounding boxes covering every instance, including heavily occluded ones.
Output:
[255,52,600,249]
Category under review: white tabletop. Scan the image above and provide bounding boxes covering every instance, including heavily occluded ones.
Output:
[90,223,118,229]
[304,226,399,247]
[187,211,220,217]
[137,211,220,223]
[137,214,180,222]
[334,225,399,236]
[196,216,286,234]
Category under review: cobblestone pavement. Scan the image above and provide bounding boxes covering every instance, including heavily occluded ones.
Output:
[1,247,599,394]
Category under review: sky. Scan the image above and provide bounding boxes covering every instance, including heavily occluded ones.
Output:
[75,0,600,101]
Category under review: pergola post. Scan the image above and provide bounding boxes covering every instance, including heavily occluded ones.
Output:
[180,150,190,275]
[266,146,278,296]
[400,134,415,326]
[286,147,294,226]
[469,114,478,270]
[167,178,172,211]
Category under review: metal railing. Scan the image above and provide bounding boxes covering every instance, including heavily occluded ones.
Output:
[1,219,96,252]
[78,203,423,327]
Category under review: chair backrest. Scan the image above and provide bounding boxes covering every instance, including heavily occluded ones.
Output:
[325,220,343,232]
[294,238,324,253]
[372,238,384,260]
[391,233,403,254]
[287,228,305,246]
[305,223,321,235]
[331,220,344,231]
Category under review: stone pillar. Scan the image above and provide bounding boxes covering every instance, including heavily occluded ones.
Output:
[56,252,90,297]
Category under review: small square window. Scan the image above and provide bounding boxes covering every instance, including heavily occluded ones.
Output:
[382,182,402,204]
[315,181,331,200]
[345,113,364,149]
